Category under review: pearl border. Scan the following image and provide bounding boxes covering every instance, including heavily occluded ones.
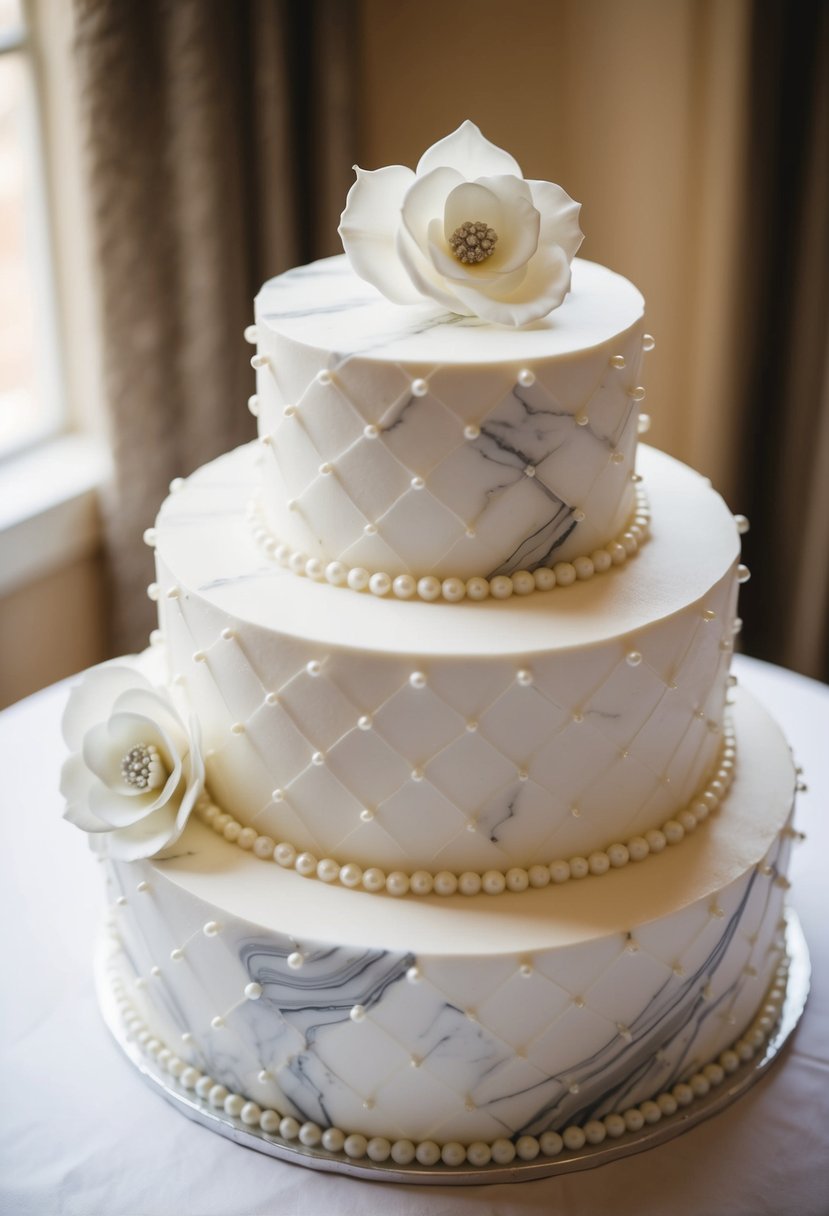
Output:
[108,945,788,1169]
[246,489,650,602]
[194,725,736,898]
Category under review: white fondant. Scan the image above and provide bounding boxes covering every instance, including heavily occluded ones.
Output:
[253,256,645,576]
[154,443,739,872]
[106,688,794,1144]
[194,724,736,896]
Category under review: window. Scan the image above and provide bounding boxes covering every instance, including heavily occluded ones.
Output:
[0,0,63,460]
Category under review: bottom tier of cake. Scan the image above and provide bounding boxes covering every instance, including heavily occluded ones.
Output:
[104,688,795,1151]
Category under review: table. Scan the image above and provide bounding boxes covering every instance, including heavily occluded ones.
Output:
[2,656,828,1216]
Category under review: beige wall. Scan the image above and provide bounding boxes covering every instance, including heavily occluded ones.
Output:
[358,0,750,501]
[0,554,107,708]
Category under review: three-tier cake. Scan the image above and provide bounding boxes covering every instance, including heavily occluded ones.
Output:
[61,123,800,1179]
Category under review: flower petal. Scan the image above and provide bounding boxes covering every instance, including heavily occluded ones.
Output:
[450,242,573,326]
[81,715,165,794]
[528,180,584,261]
[61,665,153,750]
[338,165,423,303]
[103,805,180,861]
[442,181,504,238]
[400,166,465,256]
[112,689,187,749]
[88,780,162,828]
[395,225,470,315]
[416,120,522,180]
[60,754,109,831]
[432,181,540,284]
[427,218,513,286]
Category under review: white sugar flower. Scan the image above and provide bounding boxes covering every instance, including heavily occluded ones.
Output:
[339,120,583,327]
[60,664,204,861]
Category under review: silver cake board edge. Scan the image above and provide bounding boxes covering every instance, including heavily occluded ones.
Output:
[94,910,810,1187]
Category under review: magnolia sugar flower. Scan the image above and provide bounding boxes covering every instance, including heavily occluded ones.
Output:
[60,664,204,861]
[339,120,583,327]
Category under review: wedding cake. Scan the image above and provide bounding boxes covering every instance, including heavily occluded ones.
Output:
[62,123,799,1177]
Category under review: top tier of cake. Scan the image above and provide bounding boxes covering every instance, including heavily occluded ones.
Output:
[253,256,647,581]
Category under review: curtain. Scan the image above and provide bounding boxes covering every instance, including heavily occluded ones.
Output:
[734,0,829,681]
[71,0,357,652]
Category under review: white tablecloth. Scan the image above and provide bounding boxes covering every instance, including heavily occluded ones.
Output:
[2,655,828,1216]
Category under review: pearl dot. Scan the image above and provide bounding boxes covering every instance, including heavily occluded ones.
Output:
[317,858,340,883]
[363,423,378,438]
[737,563,751,583]
[735,513,750,534]
[463,424,480,440]
[340,863,363,887]
[316,369,333,385]
[287,952,304,969]
[517,368,535,387]
[347,567,370,592]
[410,475,424,490]
[626,650,643,667]
[362,868,386,892]
[369,572,391,597]
[629,385,646,401]
[575,412,590,426]
[610,354,626,369]
[642,333,656,351]
[203,921,221,937]
[417,575,441,601]
[350,1004,366,1022]
[244,982,262,1000]
[409,670,427,689]
[466,576,490,600]
[411,378,428,397]
[363,522,377,535]
[442,576,466,601]
[392,574,416,599]
[516,668,533,686]
[611,450,625,464]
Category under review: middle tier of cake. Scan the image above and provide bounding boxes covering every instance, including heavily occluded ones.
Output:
[153,442,742,875]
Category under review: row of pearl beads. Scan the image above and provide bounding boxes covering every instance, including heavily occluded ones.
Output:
[246,490,650,603]
[112,952,786,1170]
[193,727,734,898]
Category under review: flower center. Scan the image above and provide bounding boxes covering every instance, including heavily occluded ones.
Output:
[121,743,165,791]
[449,220,498,265]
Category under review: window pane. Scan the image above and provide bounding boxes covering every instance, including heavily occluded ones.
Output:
[0,0,24,35]
[0,50,50,457]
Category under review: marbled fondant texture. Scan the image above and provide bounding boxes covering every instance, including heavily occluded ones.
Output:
[253,256,646,577]
[154,444,740,873]
[107,689,795,1144]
